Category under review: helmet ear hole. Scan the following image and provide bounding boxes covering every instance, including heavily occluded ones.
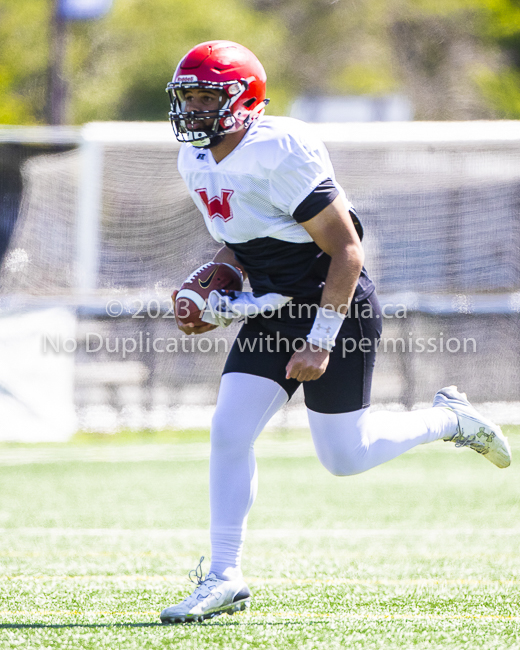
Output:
[243,97,256,108]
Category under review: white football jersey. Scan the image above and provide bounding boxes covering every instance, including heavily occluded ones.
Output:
[177,115,353,245]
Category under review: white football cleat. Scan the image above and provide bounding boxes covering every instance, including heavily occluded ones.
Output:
[160,557,251,624]
[433,385,511,468]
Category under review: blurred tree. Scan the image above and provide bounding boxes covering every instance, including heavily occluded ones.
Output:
[388,0,520,119]
[388,8,493,119]
[471,0,520,118]
[0,0,51,124]
[0,0,287,124]
[248,0,520,119]
[1,0,520,124]
[248,0,399,98]
[68,0,288,123]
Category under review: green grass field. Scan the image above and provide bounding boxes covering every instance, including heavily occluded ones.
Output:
[0,426,519,649]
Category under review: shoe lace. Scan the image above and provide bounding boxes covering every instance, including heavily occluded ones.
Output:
[184,557,220,604]
[189,556,205,586]
[452,427,490,454]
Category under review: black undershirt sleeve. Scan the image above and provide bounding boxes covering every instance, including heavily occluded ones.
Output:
[292,177,364,240]
[292,178,339,224]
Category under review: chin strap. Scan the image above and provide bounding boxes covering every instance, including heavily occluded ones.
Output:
[196,133,226,149]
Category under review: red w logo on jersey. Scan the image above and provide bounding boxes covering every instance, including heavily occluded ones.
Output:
[195,189,234,222]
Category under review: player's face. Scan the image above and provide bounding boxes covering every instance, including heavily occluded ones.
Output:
[182,88,222,131]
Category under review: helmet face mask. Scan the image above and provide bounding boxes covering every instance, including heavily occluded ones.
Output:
[166,41,269,149]
[167,79,250,148]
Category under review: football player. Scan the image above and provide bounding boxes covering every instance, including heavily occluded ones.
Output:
[160,40,511,624]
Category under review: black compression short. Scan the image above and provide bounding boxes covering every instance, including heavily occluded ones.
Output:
[222,292,383,414]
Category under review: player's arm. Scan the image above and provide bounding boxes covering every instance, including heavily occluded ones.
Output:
[304,196,364,312]
[285,196,364,382]
[212,245,247,279]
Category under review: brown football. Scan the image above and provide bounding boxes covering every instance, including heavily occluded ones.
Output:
[174,262,243,327]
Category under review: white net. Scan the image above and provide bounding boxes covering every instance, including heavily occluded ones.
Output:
[1,121,519,430]
[2,145,218,295]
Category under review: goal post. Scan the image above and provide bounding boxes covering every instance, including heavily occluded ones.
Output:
[77,135,103,294]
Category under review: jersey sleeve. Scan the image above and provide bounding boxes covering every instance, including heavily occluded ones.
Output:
[292,178,339,223]
[268,133,333,217]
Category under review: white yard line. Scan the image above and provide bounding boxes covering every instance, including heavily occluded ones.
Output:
[1,527,520,536]
[0,609,519,622]
[0,438,484,465]
[1,575,519,586]
[0,440,320,465]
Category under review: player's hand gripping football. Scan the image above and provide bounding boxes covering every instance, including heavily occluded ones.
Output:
[286,346,330,382]
[171,289,218,335]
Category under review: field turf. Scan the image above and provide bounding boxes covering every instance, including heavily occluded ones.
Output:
[0,426,519,649]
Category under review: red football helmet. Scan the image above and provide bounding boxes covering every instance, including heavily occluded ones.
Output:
[166,40,269,148]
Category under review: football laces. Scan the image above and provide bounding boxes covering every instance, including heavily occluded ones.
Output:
[184,262,215,285]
